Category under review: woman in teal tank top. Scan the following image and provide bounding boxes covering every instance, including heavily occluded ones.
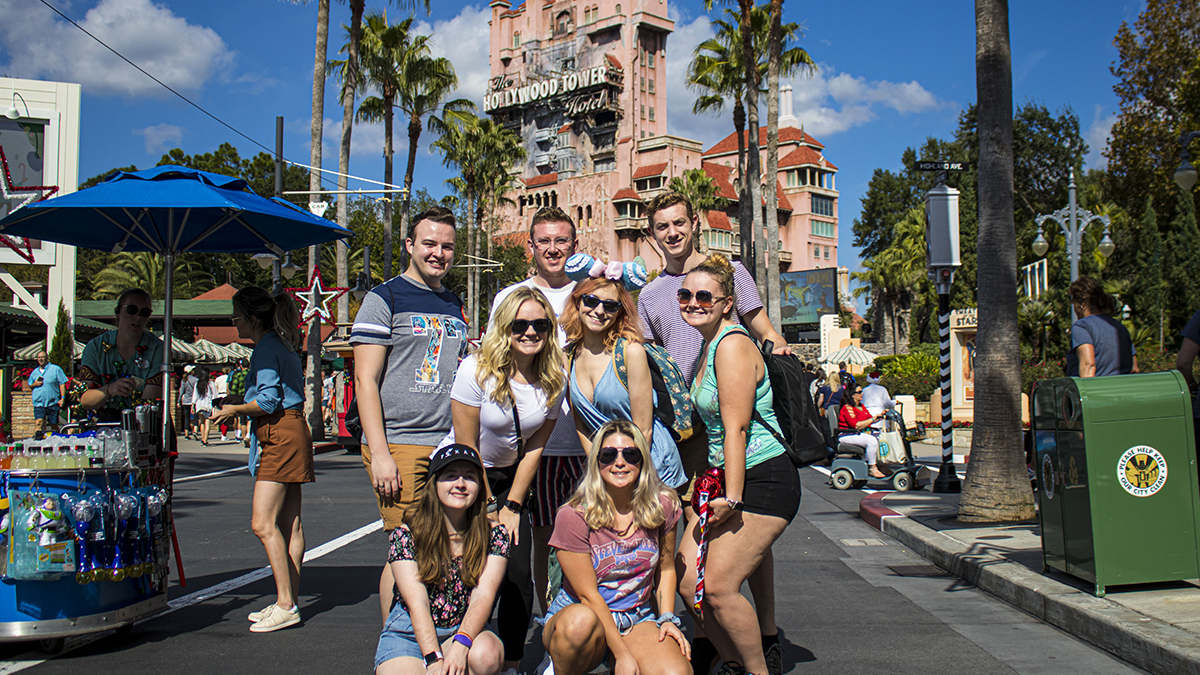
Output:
[676,254,800,675]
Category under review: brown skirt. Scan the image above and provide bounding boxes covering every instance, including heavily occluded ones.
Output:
[256,409,315,483]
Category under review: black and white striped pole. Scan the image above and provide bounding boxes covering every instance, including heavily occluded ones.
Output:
[916,161,964,493]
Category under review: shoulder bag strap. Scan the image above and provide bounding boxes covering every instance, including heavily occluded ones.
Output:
[711,328,791,451]
[512,399,525,462]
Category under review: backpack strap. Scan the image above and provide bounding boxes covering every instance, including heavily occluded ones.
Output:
[613,337,630,392]
[709,327,790,450]
[512,399,525,462]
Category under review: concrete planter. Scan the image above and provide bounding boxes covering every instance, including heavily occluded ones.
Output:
[952,428,972,449]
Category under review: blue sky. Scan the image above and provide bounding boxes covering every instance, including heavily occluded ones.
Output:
[0,0,1144,301]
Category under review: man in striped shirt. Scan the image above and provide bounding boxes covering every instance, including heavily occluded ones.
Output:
[635,191,789,675]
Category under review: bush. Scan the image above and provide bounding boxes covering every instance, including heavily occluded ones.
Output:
[884,373,939,400]
[879,351,939,377]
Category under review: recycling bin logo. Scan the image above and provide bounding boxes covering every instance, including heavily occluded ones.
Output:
[1041,454,1055,500]
[1117,445,1167,497]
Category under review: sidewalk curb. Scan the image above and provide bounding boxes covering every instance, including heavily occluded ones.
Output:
[314,441,342,455]
[859,495,1200,675]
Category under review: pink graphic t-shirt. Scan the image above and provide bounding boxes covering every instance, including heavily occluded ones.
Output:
[549,494,681,612]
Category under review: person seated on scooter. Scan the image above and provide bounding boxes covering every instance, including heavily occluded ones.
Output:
[861,371,896,432]
[838,386,887,479]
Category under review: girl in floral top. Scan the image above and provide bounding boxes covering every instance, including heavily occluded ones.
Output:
[78,288,164,422]
[376,443,509,675]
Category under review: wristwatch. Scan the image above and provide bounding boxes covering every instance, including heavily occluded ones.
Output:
[503,499,522,513]
[423,650,444,667]
[724,498,744,511]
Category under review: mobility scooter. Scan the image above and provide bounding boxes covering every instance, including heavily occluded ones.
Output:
[829,408,930,491]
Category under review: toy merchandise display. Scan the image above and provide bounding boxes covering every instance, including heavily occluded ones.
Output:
[0,402,173,648]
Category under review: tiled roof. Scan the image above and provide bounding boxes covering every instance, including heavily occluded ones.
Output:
[776,181,793,210]
[779,145,838,171]
[523,172,558,188]
[702,127,825,157]
[77,299,233,319]
[558,123,572,133]
[701,162,739,200]
[193,283,238,300]
[632,162,667,179]
[618,136,632,144]
[197,326,253,345]
[706,210,732,231]
[605,53,622,69]
[613,188,641,201]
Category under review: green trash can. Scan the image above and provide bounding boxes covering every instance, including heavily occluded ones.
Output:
[1033,371,1200,597]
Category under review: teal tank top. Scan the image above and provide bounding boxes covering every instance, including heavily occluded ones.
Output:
[690,325,787,469]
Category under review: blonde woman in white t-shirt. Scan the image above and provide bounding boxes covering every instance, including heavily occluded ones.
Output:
[447,286,566,673]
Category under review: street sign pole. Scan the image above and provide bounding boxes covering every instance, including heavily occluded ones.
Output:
[916,161,964,493]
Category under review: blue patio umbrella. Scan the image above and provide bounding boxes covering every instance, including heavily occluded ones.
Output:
[0,165,351,441]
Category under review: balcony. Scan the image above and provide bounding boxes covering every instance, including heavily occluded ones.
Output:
[534,128,555,143]
[534,153,554,166]
[780,250,792,264]
[614,217,642,233]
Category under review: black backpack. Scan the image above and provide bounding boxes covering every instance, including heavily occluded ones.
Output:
[758,340,833,467]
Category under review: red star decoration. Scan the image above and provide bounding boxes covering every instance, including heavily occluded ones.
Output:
[0,145,59,263]
[286,264,349,326]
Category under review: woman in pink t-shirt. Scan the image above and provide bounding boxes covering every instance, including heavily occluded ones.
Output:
[541,420,690,675]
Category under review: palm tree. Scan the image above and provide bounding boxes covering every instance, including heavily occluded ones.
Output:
[958,0,1035,523]
[432,113,524,336]
[93,252,214,300]
[852,207,927,354]
[668,169,724,217]
[393,38,473,275]
[693,3,813,298]
[476,122,525,264]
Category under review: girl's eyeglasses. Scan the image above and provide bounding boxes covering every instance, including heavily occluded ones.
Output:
[598,446,643,466]
[120,305,154,318]
[676,289,726,309]
[511,319,552,335]
[580,294,621,314]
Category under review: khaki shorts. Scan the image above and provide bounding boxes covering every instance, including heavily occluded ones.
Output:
[362,443,431,529]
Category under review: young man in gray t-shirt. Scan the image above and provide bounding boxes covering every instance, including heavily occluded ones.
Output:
[351,207,467,621]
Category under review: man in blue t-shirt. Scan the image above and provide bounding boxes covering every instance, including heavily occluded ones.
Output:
[27,350,69,434]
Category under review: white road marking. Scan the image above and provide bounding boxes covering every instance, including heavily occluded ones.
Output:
[0,519,384,673]
[175,467,244,483]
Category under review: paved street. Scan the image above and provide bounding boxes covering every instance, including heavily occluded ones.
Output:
[0,440,1143,674]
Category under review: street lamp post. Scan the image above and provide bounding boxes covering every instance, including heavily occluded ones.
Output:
[1031,168,1115,322]
[1174,131,1200,192]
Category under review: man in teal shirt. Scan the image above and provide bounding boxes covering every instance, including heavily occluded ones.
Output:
[28,350,68,435]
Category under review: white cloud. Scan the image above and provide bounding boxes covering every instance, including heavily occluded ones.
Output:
[132,122,183,154]
[416,4,492,108]
[1085,104,1115,170]
[0,0,235,97]
[664,11,948,144]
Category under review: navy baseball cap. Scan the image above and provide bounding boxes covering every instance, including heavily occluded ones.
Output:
[427,444,485,478]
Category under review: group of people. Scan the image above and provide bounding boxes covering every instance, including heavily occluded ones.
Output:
[348,195,798,675]
[179,361,251,446]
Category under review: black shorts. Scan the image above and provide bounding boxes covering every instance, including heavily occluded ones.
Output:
[741,453,801,522]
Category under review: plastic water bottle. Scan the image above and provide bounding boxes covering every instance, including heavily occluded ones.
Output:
[10,443,23,470]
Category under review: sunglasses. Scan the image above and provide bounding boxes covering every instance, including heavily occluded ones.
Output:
[580,294,621,314]
[598,446,643,467]
[120,305,153,318]
[511,318,552,335]
[676,289,727,309]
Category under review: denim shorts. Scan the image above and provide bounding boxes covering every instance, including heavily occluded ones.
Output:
[540,588,656,635]
[32,405,59,424]
[375,601,459,670]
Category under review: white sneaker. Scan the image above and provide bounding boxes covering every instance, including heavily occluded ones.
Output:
[247,603,275,622]
[249,604,300,632]
[221,435,228,442]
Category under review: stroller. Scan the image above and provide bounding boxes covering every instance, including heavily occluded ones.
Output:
[829,407,930,491]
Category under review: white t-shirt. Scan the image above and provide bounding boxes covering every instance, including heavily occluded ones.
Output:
[442,354,563,468]
[215,374,228,396]
[489,277,583,457]
[862,383,896,430]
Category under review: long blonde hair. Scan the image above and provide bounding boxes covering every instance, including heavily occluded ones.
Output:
[475,287,566,407]
[568,420,678,531]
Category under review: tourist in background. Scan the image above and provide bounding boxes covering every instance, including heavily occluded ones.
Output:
[27,349,68,436]
[78,288,164,422]
[212,286,312,633]
[815,372,842,440]
[1067,277,1138,377]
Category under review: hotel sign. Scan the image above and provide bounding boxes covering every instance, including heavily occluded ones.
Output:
[484,65,618,112]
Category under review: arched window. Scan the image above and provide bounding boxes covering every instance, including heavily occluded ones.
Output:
[615,4,621,15]
[551,191,558,207]
[586,204,592,228]
[513,31,521,48]
[577,206,583,226]
[535,193,543,208]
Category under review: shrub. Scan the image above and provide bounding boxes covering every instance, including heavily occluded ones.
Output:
[884,373,939,400]
[880,351,939,377]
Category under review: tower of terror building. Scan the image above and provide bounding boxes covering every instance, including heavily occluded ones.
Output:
[486,0,840,272]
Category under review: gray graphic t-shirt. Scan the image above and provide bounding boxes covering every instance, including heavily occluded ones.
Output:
[350,274,468,446]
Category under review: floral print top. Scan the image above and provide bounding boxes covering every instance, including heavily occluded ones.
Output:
[389,523,509,628]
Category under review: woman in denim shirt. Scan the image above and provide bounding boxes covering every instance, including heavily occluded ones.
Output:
[212,286,311,633]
